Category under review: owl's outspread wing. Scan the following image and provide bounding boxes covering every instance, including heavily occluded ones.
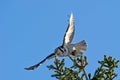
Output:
[24,53,56,70]
[63,13,75,46]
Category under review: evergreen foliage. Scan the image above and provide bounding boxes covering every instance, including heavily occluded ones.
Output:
[47,55,119,80]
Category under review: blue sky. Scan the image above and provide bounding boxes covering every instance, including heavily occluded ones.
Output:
[0,0,120,80]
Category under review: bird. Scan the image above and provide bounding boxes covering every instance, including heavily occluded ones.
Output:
[24,13,87,70]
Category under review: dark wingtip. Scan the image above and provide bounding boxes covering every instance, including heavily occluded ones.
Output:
[24,63,40,70]
[24,67,35,70]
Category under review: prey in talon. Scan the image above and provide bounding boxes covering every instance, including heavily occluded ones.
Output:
[24,13,87,70]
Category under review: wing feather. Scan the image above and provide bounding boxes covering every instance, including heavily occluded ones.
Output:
[63,13,75,46]
[24,53,56,70]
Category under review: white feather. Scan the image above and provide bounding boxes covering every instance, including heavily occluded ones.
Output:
[63,13,75,46]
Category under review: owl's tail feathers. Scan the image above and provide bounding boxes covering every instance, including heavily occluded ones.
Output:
[75,40,87,52]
